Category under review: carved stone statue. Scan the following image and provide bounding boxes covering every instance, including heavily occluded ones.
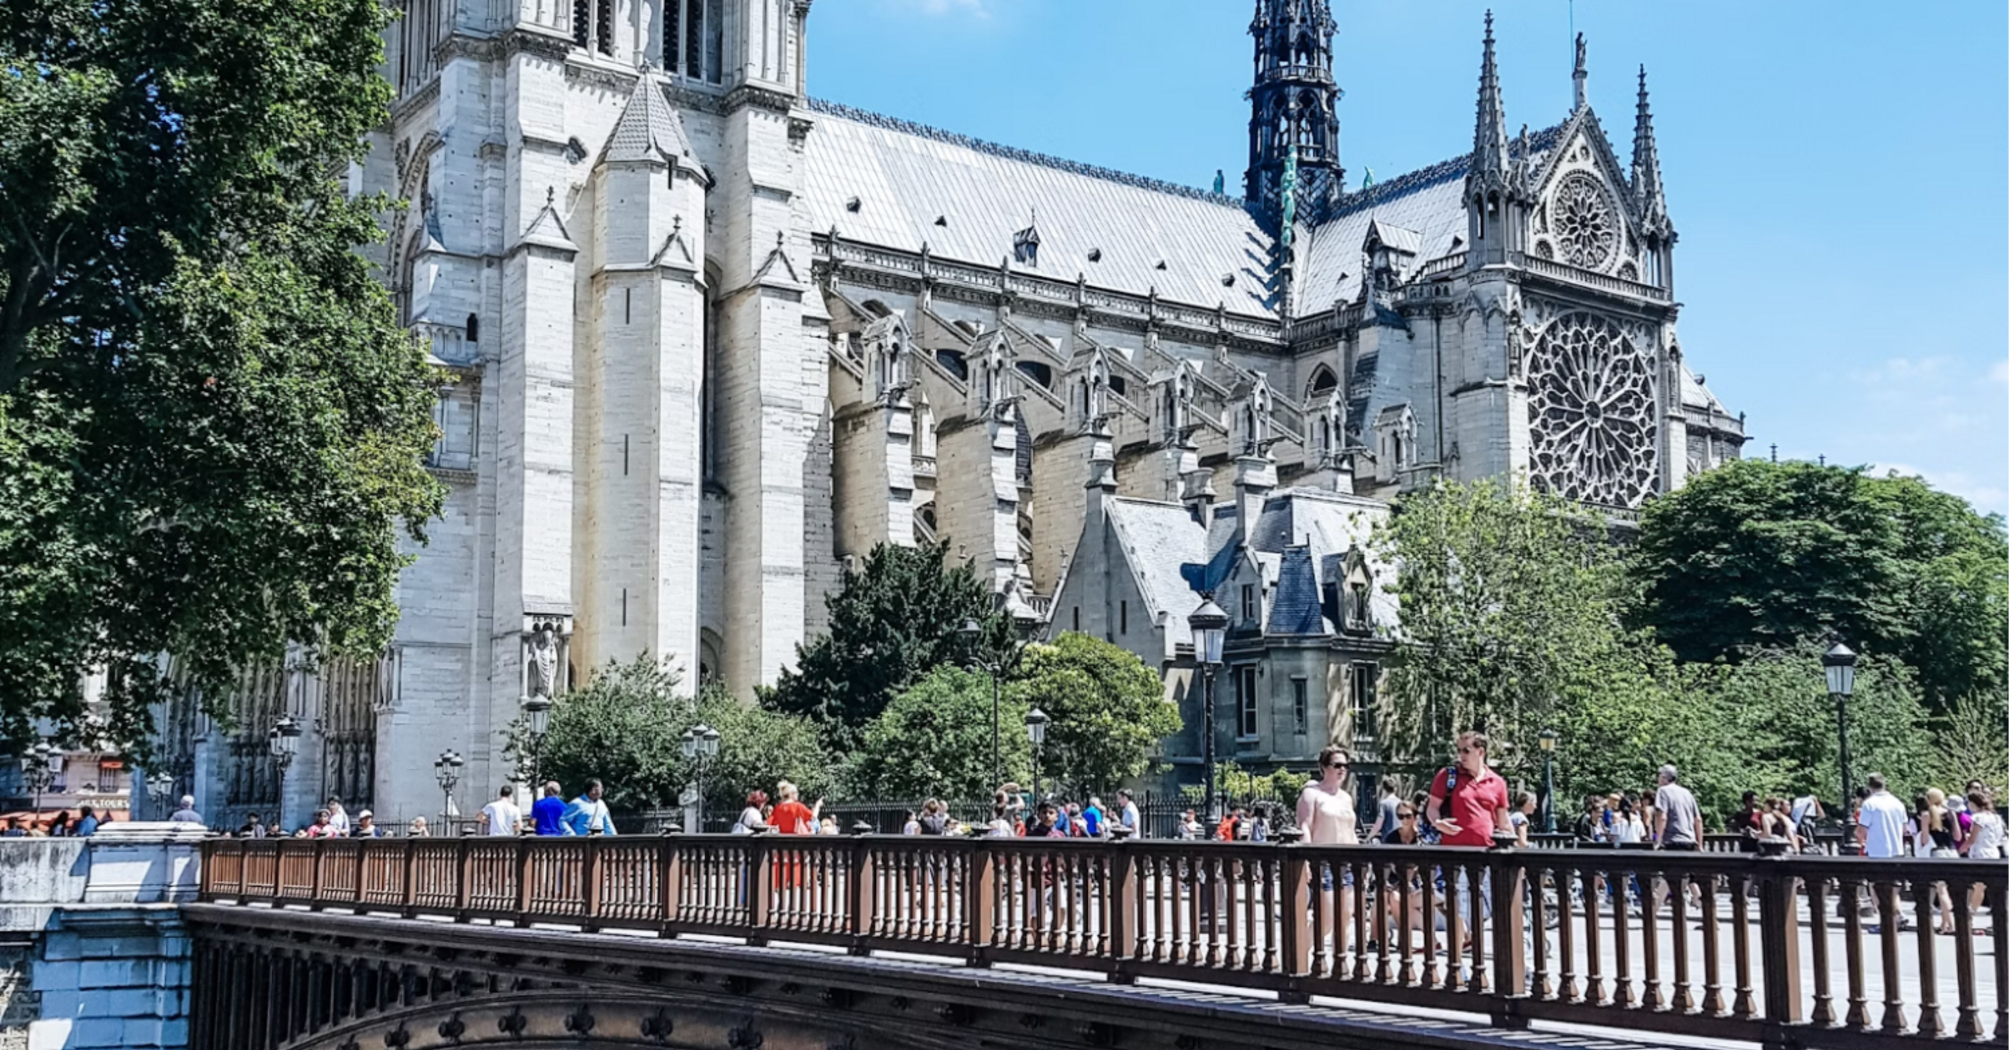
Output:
[525,622,560,700]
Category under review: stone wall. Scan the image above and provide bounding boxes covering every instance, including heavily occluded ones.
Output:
[0,824,202,1050]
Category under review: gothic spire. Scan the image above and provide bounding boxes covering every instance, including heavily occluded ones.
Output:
[1243,0,1343,225]
[1632,65,1671,238]
[1466,11,1514,199]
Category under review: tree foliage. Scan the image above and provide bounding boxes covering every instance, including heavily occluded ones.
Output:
[0,0,441,754]
[1630,460,2008,710]
[1007,632,1181,796]
[845,666,1031,802]
[1372,477,1625,778]
[763,541,995,750]
[504,657,830,817]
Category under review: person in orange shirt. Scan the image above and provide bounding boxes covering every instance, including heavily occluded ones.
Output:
[770,781,820,833]
[768,780,823,894]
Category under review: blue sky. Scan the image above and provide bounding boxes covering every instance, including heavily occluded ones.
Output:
[809,0,2010,515]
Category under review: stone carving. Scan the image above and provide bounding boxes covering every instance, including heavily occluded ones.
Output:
[524,622,560,700]
[1551,172,1618,270]
[1526,312,1658,507]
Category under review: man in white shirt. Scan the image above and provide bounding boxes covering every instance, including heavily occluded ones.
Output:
[1115,789,1141,838]
[478,785,522,836]
[1856,773,1909,859]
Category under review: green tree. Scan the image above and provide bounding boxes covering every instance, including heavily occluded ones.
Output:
[1372,477,1627,777]
[846,666,1031,802]
[1008,632,1181,795]
[692,684,834,817]
[1629,460,2008,710]
[763,541,994,750]
[506,657,687,813]
[0,0,441,754]
[504,657,831,818]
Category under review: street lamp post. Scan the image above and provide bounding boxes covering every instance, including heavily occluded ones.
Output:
[20,742,58,817]
[434,750,464,833]
[1824,641,1858,821]
[145,770,176,820]
[1025,707,1049,802]
[1187,596,1228,824]
[681,723,720,832]
[1537,728,1557,835]
[267,715,301,828]
[962,602,1040,790]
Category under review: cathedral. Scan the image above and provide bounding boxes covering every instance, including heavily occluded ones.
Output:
[179,0,1745,826]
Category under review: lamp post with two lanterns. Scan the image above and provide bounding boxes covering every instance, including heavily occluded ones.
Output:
[1186,596,1229,824]
[434,750,464,832]
[19,741,58,817]
[960,598,1042,790]
[266,715,301,826]
[681,723,720,832]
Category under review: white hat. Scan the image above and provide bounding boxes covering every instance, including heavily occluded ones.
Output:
[357,809,373,819]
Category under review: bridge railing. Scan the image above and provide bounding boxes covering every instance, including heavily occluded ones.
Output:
[199,835,2004,1048]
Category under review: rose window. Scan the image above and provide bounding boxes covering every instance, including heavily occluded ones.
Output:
[1526,312,1658,507]
[1551,172,1618,270]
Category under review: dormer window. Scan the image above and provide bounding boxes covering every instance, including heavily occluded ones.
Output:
[1013,222,1040,266]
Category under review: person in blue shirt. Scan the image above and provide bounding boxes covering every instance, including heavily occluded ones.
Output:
[1082,797,1104,837]
[562,779,617,836]
[531,781,569,835]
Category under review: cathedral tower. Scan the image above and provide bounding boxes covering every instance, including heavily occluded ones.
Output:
[1243,0,1344,221]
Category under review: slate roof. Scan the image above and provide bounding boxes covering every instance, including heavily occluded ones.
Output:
[1297,123,1564,307]
[1104,498,1211,647]
[1680,365,1728,414]
[1268,546,1326,635]
[803,100,1280,317]
[605,72,699,169]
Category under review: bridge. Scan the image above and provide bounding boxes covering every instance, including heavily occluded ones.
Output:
[188,835,2003,1050]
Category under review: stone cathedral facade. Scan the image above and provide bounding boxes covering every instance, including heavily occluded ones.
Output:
[184,0,1744,825]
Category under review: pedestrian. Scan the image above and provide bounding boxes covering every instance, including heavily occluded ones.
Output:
[1730,791,1764,853]
[532,782,568,835]
[818,815,840,835]
[1176,808,1203,841]
[46,811,72,837]
[901,810,921,835]
[169,795,204,825]
[1509,791,1536,848]
[1115,789,1141,838]
[1381,802,1422,844]
[769,781,818,834]
[1575,794,1605,843]
[1,818,25,838]
[729,790,769,834]
[478,785,522,836]
[1965,791,2005,859]
[1611,796,1645,845]
[1083,796,1105,837]
[562,779,617,836]
[1425,732,1510,847]
[1921,788,1963,934]
[1652,766,1703,851]
[73,805,99,837]
[237,811,266,838]
[1790,791,1824,833]
[325,796,351,836]
[1297,746,1358,842]
[916,798,950,836]
[1215,803,1247,841]
[985,804,1015,837]
[1367,778,1401,841]
[302,809,341,838]
[353,810,381,839]
[408,816,430,838]
[1025,800,1065,837]
[1855,774,1908,859]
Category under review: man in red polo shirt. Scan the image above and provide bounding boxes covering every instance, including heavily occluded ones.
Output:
[1427,731,1511,847]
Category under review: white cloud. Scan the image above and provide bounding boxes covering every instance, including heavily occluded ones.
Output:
[1992,358,2008,384]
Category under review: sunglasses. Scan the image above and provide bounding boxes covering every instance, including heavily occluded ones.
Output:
[1325,761,1348,769]
[1398,812,1416,819]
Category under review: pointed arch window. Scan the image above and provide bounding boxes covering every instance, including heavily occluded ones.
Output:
[663,0,724,84]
